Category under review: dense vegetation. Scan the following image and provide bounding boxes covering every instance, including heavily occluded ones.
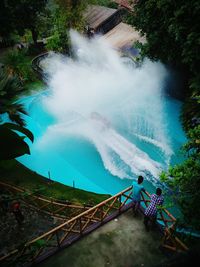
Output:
[0,0,94,52]
[0,68,34,160]
[0,0,47,44]
[94,0,118,8]
[128,0,200,230]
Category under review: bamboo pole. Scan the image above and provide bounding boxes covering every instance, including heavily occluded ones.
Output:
[60,220,77,244]
[0,181,86,210]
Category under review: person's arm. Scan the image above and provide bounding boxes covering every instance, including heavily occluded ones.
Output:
[150,194,154,200]
[141,187,146,193]
[132,181,136,190]
[160,197,164,206]
[156,197,164,212]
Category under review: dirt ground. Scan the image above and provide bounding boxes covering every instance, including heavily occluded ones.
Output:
[0,199,58,257]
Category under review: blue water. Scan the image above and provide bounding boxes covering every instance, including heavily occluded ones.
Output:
[17,90,186,198]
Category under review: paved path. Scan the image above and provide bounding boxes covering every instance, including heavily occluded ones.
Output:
[38,209,167,267]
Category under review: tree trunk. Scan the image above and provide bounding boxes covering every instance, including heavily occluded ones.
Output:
[31,28,38,45]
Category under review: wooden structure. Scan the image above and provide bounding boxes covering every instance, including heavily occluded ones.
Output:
[0,184,188,266]
[0,181,90,220]
[84,5,122,34]
[0,186,132,266]
[102,22,145,50]
[140,191,189,252]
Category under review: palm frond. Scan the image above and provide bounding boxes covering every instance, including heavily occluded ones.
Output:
[0,69,26,126]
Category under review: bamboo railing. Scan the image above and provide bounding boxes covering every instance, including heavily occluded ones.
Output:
[0,185,188,266]
[0,181,91,220]
[0,186,132,266]
[140,190,189,252]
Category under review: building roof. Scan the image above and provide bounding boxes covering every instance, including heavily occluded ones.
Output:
[84,5,118,30]
[102,22,146,49]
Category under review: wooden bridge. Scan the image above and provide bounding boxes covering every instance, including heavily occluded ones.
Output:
[0,183,188,267]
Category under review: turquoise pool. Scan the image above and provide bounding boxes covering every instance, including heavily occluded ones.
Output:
[17,90,186,197]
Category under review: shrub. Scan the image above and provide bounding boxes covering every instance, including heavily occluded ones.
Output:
[2,49,36,83]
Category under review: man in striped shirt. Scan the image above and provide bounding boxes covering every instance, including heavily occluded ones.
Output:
[143,187,164,231]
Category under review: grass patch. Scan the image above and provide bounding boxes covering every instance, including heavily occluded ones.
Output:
[0,160,110,206]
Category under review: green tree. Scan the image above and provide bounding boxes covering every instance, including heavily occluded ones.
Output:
[128,0,200,132]
[95,0,118,8]
[6,0,48,44]
[46,9,70,53]
[0,69,33,160]
[0,123,34,160]
[129,1,200,76]
[0,69,27,126]
[0,1,14,40]
[161,125,200,230]
[2,49,36,83]
[46,0,94,52]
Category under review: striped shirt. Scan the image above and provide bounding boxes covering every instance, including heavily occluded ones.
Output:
[145,194,164,217]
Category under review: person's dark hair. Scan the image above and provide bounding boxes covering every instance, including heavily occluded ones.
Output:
[156,187,162,196]
[138,175,144,184]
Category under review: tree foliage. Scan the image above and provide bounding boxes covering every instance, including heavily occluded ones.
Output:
[0,69,33,160]
[0,1,14,39]
[0,69,27,126]
[130,1,200,75]
[0,123,34,160]
[56,0,91,30]
[161,125,200,230]
[46,8,70,53]
[2,49,36,83]
[46,0,93,53]
[129,0,200,132]
[95,0,118,8]
[1,0,48,44]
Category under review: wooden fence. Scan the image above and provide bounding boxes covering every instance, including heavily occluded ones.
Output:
[0,186,132,266]
[0,181,90,220]
[0,184,188,266]
[140,191,188,252]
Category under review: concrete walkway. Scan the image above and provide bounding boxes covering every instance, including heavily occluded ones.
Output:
[38,209,168,267]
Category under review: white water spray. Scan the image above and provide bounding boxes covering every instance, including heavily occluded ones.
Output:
[38,30,173,181]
